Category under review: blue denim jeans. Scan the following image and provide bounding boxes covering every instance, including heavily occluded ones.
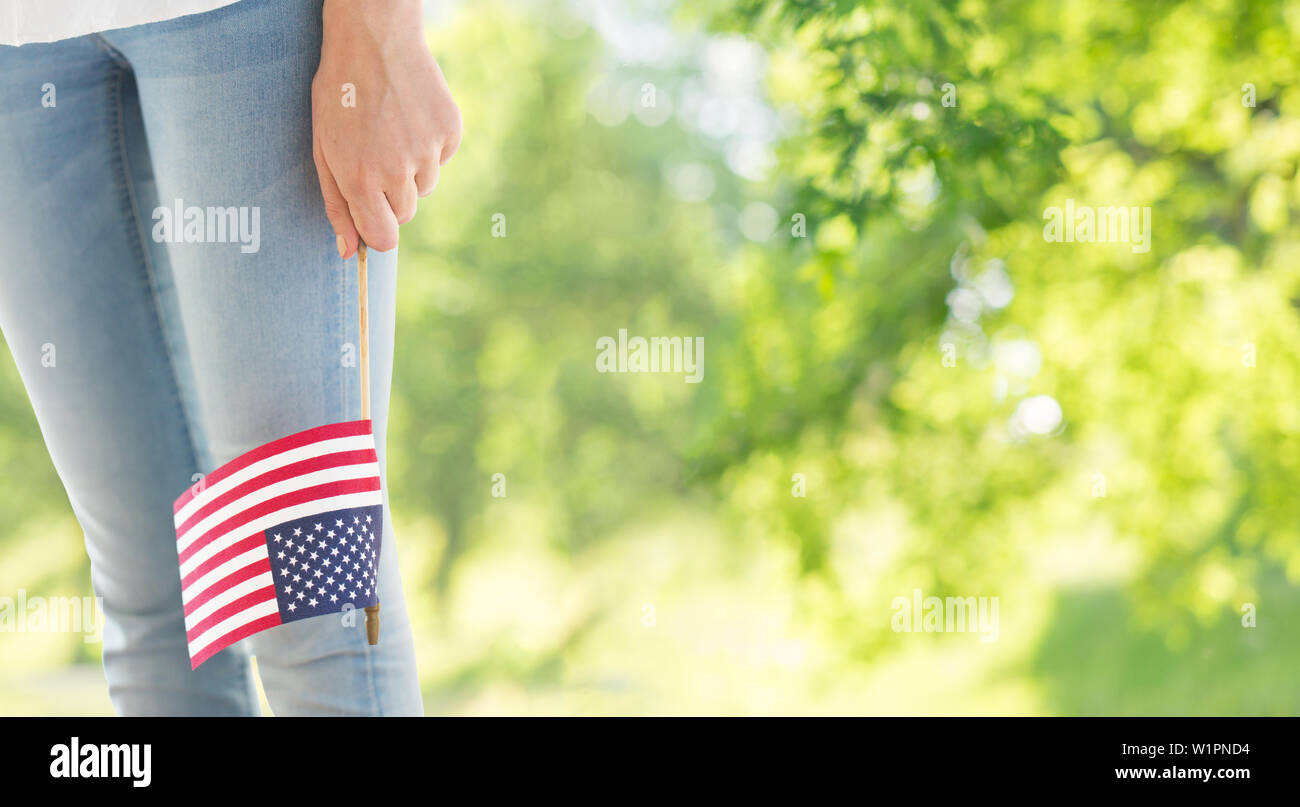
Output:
[0,0,423,715]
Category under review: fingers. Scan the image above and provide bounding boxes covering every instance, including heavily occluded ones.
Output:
[317,107,459,255]
[386,177,419,225]
[416,113,459,195]
[313,141,360,259]
[347,190,400,253]
[414,161,440,198]
[439,117,461,166]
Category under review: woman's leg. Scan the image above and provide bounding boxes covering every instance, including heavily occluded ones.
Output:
[102,0,423,715]
[0,36,259,714]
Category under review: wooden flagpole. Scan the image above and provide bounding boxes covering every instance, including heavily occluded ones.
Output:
[359,242,380,645]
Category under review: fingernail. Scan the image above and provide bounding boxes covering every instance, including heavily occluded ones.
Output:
[336,234,346,258]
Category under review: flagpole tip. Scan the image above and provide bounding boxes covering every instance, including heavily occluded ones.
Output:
[364,603,380,645]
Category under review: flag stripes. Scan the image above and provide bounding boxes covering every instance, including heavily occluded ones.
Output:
[173,420,383,668]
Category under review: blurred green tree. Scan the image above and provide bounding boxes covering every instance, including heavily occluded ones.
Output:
[695,0,1300,661]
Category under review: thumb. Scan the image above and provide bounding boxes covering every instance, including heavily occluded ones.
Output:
[314,141,359,259]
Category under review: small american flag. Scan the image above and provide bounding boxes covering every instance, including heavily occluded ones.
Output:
[172,420,383,668]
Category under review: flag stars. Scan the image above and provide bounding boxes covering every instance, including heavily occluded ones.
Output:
[266,507,380,622]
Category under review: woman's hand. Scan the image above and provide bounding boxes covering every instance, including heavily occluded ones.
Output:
[312,0,462,258]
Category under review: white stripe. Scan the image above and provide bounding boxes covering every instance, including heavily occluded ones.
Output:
[177,461,380,552]
[180,489,383,596]
[187,598,280,659]
[184,570,275,631]
[181,545,270,606]
[175,434,375,527]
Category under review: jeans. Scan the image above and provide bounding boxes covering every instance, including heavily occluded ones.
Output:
[0,0,423,715]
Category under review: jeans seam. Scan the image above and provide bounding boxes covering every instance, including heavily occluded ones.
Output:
[96,36,204,476]
[96,35,255,715]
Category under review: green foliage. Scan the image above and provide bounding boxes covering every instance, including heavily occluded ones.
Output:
[2,0,1298,714]
[398,0,1300,711]
[702,0,1300,636]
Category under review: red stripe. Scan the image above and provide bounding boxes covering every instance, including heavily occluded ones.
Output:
[181,533,268,591]
[183,555,273,616]
[190,612,282,669]
[178,476,381,567]
[173,420,373,513]
[175,448,378,538]
[186,585,278,643]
